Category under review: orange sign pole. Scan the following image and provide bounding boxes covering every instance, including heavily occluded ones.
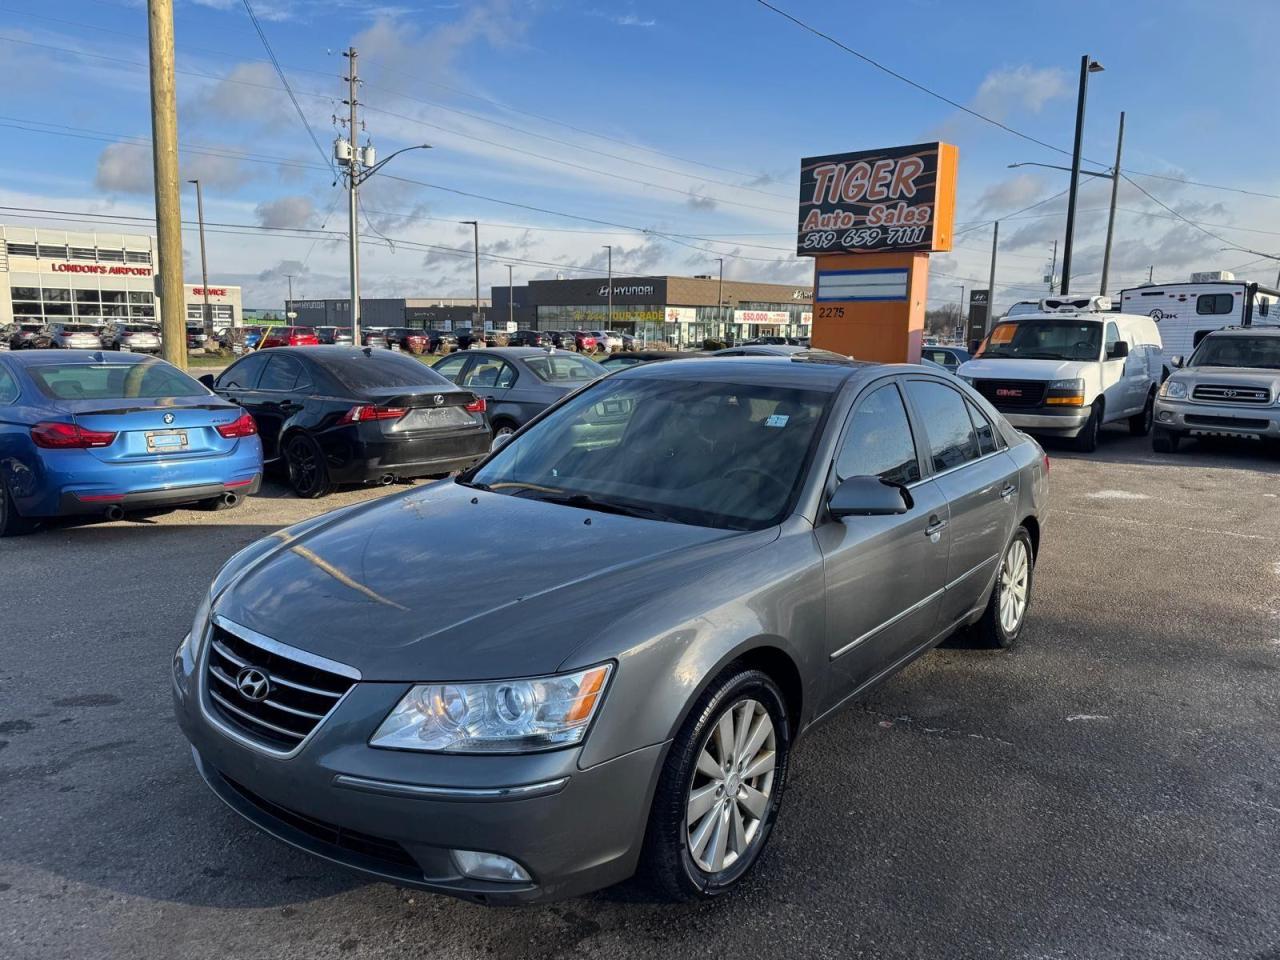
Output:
[798,142,958,363]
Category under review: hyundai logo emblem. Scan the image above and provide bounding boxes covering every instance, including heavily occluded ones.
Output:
[235,666,271,702]
[433,394,445,406]
[163,412,175,424]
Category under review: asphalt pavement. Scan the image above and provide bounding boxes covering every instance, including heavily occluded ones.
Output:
[2,426,1278,959]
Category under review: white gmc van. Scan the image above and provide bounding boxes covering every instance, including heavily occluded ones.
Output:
[956,296,1163,451]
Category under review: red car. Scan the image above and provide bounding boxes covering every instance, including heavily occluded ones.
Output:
[573,331,598,352]
[260,326,319,349]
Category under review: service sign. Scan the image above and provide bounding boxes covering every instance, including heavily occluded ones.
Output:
[797,142,957,256]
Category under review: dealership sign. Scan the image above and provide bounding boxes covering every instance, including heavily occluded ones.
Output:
[190,286,228,297]
[735,309,792,326]
[49,263,153,277]
[664,306,696,323]
[797,142,957,256]
[598,283,654,297]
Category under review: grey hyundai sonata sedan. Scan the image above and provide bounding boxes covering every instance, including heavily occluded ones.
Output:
[173,354,1048,904]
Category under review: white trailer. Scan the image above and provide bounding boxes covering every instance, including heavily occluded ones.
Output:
[1120,272,1279,372]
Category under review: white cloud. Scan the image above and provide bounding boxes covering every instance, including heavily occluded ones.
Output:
[974,173,1047,216]
[973,66,1070,118]
[255,195,316,228]
[184,61,294,126]
[353,0,524,88]
[94,142,255,195]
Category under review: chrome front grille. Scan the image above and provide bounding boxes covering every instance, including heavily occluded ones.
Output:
[1191,383,1271,405]
[204,618,356,752]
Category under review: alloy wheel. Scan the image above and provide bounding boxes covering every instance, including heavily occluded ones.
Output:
[999,539,1030,634]
[686,698,776,874]
[287,438,318,494]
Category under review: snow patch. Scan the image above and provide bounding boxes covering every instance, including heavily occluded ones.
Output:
[1087,489,1150,500]
[1066,714,1111,722]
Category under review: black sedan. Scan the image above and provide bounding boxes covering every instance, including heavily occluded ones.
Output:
[506,329,552,348]
[598,350,694,371]
[431,347,605,436]
[200,346,491,497]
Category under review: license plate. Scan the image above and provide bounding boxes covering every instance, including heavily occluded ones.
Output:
[145,429,189,452]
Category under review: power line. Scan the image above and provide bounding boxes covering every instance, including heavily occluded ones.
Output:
[238,0,335,177]
[1118,173,1237,247]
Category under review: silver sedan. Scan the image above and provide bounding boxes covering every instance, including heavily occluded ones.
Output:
[173,354,1048,904]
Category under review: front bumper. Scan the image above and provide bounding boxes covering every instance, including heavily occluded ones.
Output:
[995,405,1090,436]
[1153,398,1280,438]
[173,634,666,904]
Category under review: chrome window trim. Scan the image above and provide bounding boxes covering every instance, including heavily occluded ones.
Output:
[332,774,570,803]
[906,449,1005,489]
[830,587,945,661]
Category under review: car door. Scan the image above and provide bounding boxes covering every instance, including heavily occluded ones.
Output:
[460,355,516,412]
[248,354,309,459]
[213,351,269,415]
[903,378,1018,629]
[815,379,950,708]
[1100,320,1134,417]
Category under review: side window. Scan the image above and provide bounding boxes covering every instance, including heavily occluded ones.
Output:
[218,352,268,389]
[462,357,514,389]
[966,399,1000,455]
[904,380,980,473]
[0,365,19,404]
[1196,293,1234,316]
[433,354,470,383]
[835,383,922,486]
[257,355,304,392]
[1104,322,1120,355]
[1256,296,1271,319]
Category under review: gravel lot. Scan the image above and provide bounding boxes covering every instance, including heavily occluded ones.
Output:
[2,427,1278,960]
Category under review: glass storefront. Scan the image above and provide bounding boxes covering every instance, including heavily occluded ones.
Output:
[532,301,810,347]
[10,280,155,325]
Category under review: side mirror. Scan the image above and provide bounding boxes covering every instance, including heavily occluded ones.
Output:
[1169,355,1184,369]
[828,475,912,519]
[490,432,513,452]
[1107,340,1129,360]
[198,374,216,388]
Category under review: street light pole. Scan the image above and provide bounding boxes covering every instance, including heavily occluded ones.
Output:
[603,245,613,329]
[461,221,480,339]
[1218,246,1280,288]
[986,220,999,335]
[1100,111,1125,297]
[343,47,362,343]
[187,179,211,339]
[1061,54,1104,295]
[507,264,514,332]
[285,273,294,321]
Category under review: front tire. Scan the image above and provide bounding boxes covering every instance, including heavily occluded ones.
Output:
[639,666,790,902]
[972,526,1035,649]
[1073,401,1102,452]
[1152,426,1181,453]
[284,433,334,499]
[1129,391,1155,436]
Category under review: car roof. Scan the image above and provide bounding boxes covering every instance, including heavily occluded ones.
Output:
[1202,325,1280,338]
[467,346,597,359]
[613,354,882,390]
[2,349,159,367]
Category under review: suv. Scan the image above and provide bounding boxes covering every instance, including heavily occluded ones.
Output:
[1153,326,1280,452]
[507,329,551,348]
[315,326,354,346]
[10,322,52,349]
[382,328,430,354]
[105,322,162,353]
[47,323,105,349]
[260,326,320,349]
[957,297,1162,452]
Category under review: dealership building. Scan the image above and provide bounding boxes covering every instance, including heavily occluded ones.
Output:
[0,224,242,330]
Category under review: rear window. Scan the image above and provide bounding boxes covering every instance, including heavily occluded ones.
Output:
[311,351,452,391]
[523,354,604,383]
[60,324,97,333]
[28,362,207,400]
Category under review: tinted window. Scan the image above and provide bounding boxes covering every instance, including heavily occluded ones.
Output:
[523,354,604,383]
[836,383,921,486]
[312,351,451,391]
[1197,293,1234,315]
[905,380,980,472]
[219,352,269,389]
[432,354,470,382]
[967,400,1000,455]
[0,365,18,404]
[462,357,515,389]
[258,355,305,391]
[28,362,205,400]
[1189,336,1280,370]
[977,319,1102,362]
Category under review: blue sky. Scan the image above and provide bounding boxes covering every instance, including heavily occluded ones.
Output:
[3,0,1278,310]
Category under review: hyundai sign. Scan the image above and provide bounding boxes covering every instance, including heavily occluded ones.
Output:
[797,142,957,256]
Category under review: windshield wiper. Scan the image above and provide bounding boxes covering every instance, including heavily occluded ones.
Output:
[523,490,668,521]
[454,478,490,491]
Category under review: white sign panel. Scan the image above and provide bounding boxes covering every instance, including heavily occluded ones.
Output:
[734,310,792,325]
[664,306,696,323]
[816,268,908,302]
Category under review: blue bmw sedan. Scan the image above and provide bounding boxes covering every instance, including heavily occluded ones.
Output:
[0,351,263,535]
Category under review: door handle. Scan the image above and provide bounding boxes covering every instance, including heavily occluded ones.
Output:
[1000,483,1017,501]
[925,517,948,538]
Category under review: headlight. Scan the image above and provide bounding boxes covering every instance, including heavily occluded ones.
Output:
[370,664,612,753]
[1159,380,1187,400]
[1045,378,1086,406]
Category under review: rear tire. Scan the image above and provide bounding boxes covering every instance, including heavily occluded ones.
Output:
[284,433,334,499]
[1073,402,1102,452]
[0,484,39,537]
[1129,391,1155,436]
[639,666,790,902]
[1152,426,1181,453]
[971,526,1035,649]
[491,419,518,438]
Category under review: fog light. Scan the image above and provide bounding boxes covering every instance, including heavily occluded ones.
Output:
[1158,411,1173,423]
[452,849,531,883]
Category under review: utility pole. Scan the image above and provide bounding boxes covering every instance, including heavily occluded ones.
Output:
[285,273,294,321]
[1147,265,1154,283]
[957,284,965,341]
[715,257,724,331]
[507,264,514,332]
[148,0,185,369]
[603,245,613,330]
[1061,55,1105,295]
[187,179,211,339]
[1099,111,1125,297]
[1049,240,1059,292]
[987,220,999,334]
[340,48,363,343]
[461,221,480,339]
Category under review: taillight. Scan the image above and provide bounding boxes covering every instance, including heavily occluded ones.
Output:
[216,412,258,439]
[465,397,487,414]
[340,405,407,424]
[31,421,117,449]
[1043,452,1051,475]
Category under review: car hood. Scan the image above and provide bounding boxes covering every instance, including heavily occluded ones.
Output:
[1173,366,1280,387]
[957,357,1084,381]
[213,481,758,680]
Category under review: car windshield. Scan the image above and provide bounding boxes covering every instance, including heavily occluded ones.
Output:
[466,376,831,530]
[976,319,1102,361]
[523,354,605,383]
[1190,336,1280,369]
[28,361,207,400]
[311,351,452,390]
